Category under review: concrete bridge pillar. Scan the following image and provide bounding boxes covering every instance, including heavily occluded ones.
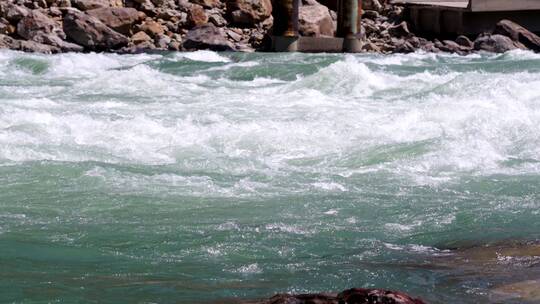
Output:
[272,0,362,52]
[337,0,362,52]
[272,0,300,52]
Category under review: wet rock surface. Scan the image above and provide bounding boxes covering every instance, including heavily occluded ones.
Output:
[0,0,540,53]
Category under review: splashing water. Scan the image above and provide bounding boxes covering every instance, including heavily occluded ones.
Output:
[1,49,540,303]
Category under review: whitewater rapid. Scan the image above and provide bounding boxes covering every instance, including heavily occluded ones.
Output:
[1,49,540,303]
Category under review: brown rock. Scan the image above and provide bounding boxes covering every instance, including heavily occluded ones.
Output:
[87,7,140,35]
[299,0,335,37]
[495,19,540,52]
[139,19,164,38]
[227,0,272,25]
[32,32,84,52]
[183,23,235,51]
[72,0,111,10]
[63,9,129,50]
[17,10,62,40]
[187,4,208,27]
[338,288,426,304]
[250,289,426,304]
[131,30,152,44]
[192,0,221,9]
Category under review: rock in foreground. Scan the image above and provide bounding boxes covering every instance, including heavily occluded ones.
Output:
[247,288,426,304]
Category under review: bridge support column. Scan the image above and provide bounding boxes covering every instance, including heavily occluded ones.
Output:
[272,0,300,52]
[337,0,362,52]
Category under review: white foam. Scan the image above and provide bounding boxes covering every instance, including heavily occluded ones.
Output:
[1,50,539,184]
[177,50,231,63]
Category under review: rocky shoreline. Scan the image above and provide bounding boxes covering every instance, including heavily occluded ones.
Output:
[1,0,540,54]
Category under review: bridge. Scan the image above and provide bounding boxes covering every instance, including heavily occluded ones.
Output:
[271,0,540,52]
[394,0,540,36]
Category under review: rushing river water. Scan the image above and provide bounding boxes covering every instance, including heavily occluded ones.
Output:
[1,49,540,304]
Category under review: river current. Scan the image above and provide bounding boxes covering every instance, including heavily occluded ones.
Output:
[1,49,540,303]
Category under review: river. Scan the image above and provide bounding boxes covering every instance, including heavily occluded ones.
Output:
[1,49,539,303]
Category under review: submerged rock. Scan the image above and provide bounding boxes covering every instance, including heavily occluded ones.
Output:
[492,280,540,302]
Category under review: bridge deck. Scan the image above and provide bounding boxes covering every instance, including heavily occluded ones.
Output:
[391,0,540,11]
[393,0,540,35]
[391,0,468,9]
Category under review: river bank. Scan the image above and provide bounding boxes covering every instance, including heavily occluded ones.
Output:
[2,0,540,54]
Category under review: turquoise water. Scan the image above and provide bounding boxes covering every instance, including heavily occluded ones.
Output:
[1,49,540,303]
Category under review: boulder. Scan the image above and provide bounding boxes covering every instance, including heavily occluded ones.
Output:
[495,19,540,52]
[19,40,60,53]
[0,33,19,49]
[0,3,29,22]
[227,0,272,25]
[250,289,426,304]
[183,23,235,51]
[17,10,62,40]
[362,0,383,12]
[299,0,334,37]
[63,9,128,50]
[474,34,518,53]
[192,0,221,9]
[131,30,152,44]
[388,21,410,37]
[455,35,473,48]
[338,288,426,304]
[259,293,338,304]
[87,7,140,35]
[32,32,84,52]
[187,4,208,27]
[72,0,111,10]
[139,19,165,38]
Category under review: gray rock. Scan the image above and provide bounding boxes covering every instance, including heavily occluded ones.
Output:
[0,33,20,49]
[455,35,473,48]
[0,3,29,22]
[183,24,235,51]
[32,32,84,52]
[474,34,518,53]
[299,0,334,37]
[495,19,540,52]
[388,21,410,37]
[362,0,383,12]
[19,40,60,53]
[63,9,128,50]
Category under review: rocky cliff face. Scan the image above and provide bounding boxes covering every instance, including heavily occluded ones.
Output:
[1,0,540,54]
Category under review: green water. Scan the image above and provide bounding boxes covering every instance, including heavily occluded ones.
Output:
[1,49,540,303]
